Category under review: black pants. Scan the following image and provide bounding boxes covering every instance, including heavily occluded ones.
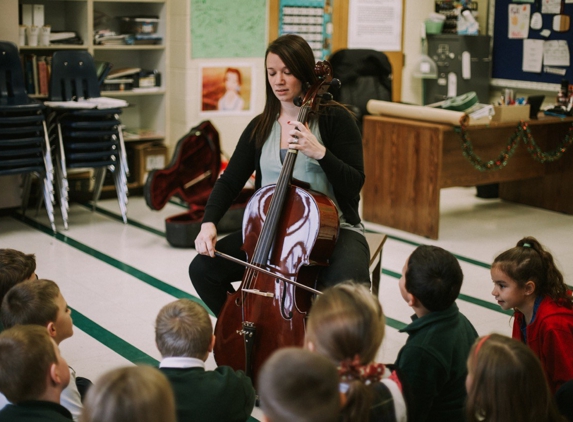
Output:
[189,228,371,316]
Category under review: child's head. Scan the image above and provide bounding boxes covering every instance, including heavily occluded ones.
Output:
[0,325,70,404]
[305,282,384,365]
[258,347,340,422]
[305,282,384,422]
[1,279,73,344]
[400,245,463,312]
[491,236,571,309]
[80,365,176,422]
[465,333,563,422]
[155,299,214,360]
[0,248,36,304]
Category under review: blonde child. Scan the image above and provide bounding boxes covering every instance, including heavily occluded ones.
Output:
[465,333,564,422]
[305,282,406,422]
[1,279,83,421]
[80,366,176,422]
[0,325,71,421]
[258,347,340,422]
[491,236,573,393]
[155,298,255,422]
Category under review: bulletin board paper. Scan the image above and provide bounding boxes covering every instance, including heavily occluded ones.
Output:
[191,0,267,59]
[347,0,402,52]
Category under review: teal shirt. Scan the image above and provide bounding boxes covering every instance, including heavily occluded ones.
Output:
[394,303,478,422]
[160,365,255,422]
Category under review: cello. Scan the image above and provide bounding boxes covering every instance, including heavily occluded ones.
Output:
[213,60,341,383]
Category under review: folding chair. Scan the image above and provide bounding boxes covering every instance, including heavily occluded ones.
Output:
[46,50,129,229]
[0,40,56,231]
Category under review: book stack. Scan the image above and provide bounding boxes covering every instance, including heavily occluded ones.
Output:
[102,67,141,92]
[20,54,51,96]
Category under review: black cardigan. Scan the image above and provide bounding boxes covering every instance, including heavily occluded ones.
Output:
[203,106,365,226]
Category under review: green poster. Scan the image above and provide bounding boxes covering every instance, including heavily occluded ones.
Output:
[191,0,267,58]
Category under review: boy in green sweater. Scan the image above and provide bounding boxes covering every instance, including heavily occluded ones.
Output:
[155,299,256,422]
[394,245,478,422]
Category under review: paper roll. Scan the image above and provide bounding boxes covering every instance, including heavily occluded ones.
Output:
[366,100,469,126]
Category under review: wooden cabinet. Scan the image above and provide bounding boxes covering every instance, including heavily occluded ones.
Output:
[362,115,573,239]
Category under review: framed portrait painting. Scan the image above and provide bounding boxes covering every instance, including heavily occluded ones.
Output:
[200,63,255,114]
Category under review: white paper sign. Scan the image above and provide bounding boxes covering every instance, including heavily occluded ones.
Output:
[543,40,570,66]
[523,39,544,72]
[542,0,562,14]
[509,4,531,38]
[347,0,402,52]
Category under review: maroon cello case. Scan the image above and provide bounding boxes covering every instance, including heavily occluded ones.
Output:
[144,120,254,248]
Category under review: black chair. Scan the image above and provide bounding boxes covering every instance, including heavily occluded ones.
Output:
[0,40,56,231]
[46,50,129,229]
[329,49,393,132]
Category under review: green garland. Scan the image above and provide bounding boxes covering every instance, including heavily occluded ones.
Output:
[454,120,573,171]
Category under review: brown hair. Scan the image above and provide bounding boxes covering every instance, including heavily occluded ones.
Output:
[258,347,340,422]
[492,236,571,308]
[252,34,326,148]
[305,282,385,422]
[1,279,60,329]
[80,365,176,422]
[0,325,58,403]
[155,299,212,359]
[466,334,564,422]
[0,248,36,303]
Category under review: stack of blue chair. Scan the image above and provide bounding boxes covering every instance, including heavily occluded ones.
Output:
[0,41,56,231]
[46,50,129,229]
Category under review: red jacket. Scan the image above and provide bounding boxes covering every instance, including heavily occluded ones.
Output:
[513,296,573,394]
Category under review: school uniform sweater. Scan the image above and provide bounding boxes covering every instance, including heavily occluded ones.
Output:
[0,400,73,421]
[513,295,573,394]
[394,303,478,422]
[159,357,255,422]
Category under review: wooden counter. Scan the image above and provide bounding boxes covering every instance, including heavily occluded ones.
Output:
[362,115,573,239]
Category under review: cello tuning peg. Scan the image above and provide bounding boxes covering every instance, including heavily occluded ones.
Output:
[320,92,333,101]
[293,96,303,107]
[329,78,341,89]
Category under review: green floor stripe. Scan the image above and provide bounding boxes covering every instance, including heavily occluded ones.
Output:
[12,213,213,317]
[365,230,492,270]
[71,306,158,366]
[168,198,189,209]
[382,269,513,316]
[385,316,407,331]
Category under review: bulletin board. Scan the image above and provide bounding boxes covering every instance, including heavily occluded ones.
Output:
[278,0,333,60]
[490,0,573,90]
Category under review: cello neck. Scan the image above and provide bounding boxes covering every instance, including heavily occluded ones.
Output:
[251,104,312,264]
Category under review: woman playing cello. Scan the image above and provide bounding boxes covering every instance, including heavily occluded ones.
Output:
[189,34,370,316]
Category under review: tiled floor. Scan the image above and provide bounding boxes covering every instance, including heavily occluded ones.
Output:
[1,186,571,421]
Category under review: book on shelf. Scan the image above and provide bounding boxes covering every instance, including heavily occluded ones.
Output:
[37,57,49,96]
[20,54,52,97]
[107,67,141,79]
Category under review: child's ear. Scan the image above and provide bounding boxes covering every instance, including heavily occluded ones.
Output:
[524,280,536,295]
[208,335,216,353]
[406,292,417,308]
[49,362,62,386]
[46,323,57,339]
